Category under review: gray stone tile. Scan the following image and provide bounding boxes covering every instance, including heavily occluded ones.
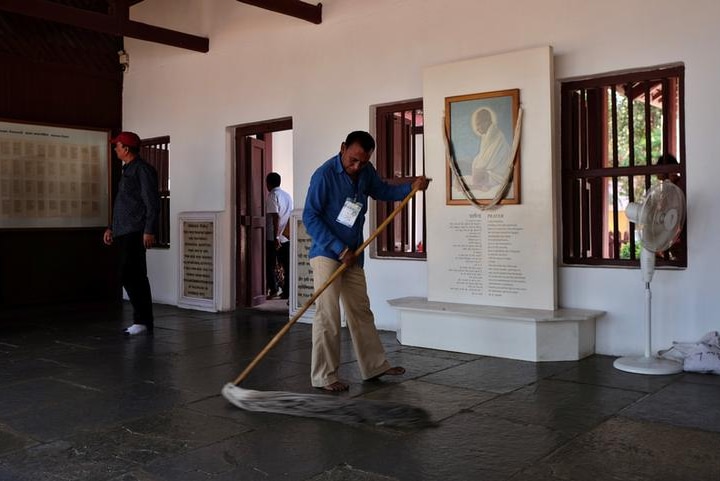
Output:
[383,350,468,380]
[680,371,720,386]
[0,424,35,456]
[360,379,497,423]
[4,382,202,442]
[0,465,65,481]
[473,379,644,435]
[52,357,178,391]
[108,470,166,481]
[1,408,247,480]
[4,303,720,481]
[174,357,309,395]
[4,407,253,481]
[0,358,70,386]
[395,346,481,362]
[421,356,575,394]
[146,330,237,350]
[510,417,720,481]
[621,381,720,432]
[0,378,101,418]
[352,411,570,481]
[305,464,399,481]
[551,354,680,393]
[143,417,399,481]
[119,407,252,451]
[0,439,136,481]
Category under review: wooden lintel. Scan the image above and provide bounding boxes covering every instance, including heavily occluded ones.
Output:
[0,0,209,53]
[237,0,322,25]
[121,20,208,53]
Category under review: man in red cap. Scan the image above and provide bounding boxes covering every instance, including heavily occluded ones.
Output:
[103,131,160,336]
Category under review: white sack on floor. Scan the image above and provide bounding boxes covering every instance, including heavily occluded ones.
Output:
[659,331,720,375]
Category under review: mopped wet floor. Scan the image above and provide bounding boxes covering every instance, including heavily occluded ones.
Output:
[1,301,719,480]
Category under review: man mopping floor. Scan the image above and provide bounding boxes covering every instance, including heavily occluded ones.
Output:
[222,131,430,426]
[302,130,430,391]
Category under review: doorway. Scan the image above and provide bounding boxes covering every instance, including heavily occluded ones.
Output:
[235,117,293,308]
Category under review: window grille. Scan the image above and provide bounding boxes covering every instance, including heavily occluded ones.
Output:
[140,136,170,248]
[375,100,426,259]
[561,66,685,267]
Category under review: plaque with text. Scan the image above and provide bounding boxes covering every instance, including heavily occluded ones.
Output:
[446,213,527,298]
[178,212,219,311]
[183,221,214,300]
[289,210,315,322]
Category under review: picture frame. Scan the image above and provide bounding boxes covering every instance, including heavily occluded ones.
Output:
[445,89,521,205]
[0,119,111,228]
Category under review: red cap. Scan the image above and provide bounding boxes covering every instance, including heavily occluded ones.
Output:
[110,131,141,148]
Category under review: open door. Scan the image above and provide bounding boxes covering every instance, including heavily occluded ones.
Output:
[235,118,293,308]
[236,135,270,307]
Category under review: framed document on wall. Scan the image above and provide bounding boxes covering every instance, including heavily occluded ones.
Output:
[0,119,110,228]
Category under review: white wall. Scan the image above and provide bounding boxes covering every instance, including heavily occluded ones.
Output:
[272,130,293,199]
[123,0,720,356]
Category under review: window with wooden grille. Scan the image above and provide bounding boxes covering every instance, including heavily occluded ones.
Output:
[140,136,170,248]
[561,66,686,267]
[374,100,426,259]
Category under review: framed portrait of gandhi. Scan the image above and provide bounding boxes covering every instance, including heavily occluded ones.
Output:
[445,89,521,206]
[0,119,110,228]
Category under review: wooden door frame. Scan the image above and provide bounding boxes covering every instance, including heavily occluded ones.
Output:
[234,117,293,308]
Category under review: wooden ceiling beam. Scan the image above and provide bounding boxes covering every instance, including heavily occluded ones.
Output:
[0,0,209,53]
[237,0,322,25]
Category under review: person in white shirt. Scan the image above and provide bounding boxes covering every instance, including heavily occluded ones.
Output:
[265,172,293,299]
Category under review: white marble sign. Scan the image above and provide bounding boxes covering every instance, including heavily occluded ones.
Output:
[424,46,556,310]
[289,209,315,323]
[182,221,214,300]
[446,212,528,298]
[178,212,219,311]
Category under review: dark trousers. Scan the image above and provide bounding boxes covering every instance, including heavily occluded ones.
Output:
[266,240,279,294]
[266,240,290,295]
[277,241,290,296]
[116,231,154,329]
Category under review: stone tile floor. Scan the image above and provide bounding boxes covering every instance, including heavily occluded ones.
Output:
[1,301,719,480]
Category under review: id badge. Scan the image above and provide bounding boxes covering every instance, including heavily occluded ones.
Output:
[336,197,362,227]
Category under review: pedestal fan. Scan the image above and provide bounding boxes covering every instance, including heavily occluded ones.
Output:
[613,180,686,375]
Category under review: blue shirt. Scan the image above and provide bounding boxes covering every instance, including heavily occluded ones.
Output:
[111,157,160,237]
[303,153,411,267]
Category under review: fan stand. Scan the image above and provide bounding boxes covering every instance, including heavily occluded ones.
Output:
[614,249,683,375]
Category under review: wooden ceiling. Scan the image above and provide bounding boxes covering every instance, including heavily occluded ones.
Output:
[0,0,323,53]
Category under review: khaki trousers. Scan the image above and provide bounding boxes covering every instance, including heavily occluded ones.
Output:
[309,256,390,387]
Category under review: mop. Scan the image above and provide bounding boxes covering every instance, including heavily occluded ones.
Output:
[222,183,432,428]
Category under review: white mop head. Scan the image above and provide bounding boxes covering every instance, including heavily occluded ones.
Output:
[222,383,430,428]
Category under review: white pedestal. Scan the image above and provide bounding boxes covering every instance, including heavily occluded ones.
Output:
[613,356,683,375]
[388,297,604,362]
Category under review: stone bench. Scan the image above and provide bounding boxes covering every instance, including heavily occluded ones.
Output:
[387,297,605,362]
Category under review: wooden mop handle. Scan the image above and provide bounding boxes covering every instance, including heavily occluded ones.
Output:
[232,182,425,385]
